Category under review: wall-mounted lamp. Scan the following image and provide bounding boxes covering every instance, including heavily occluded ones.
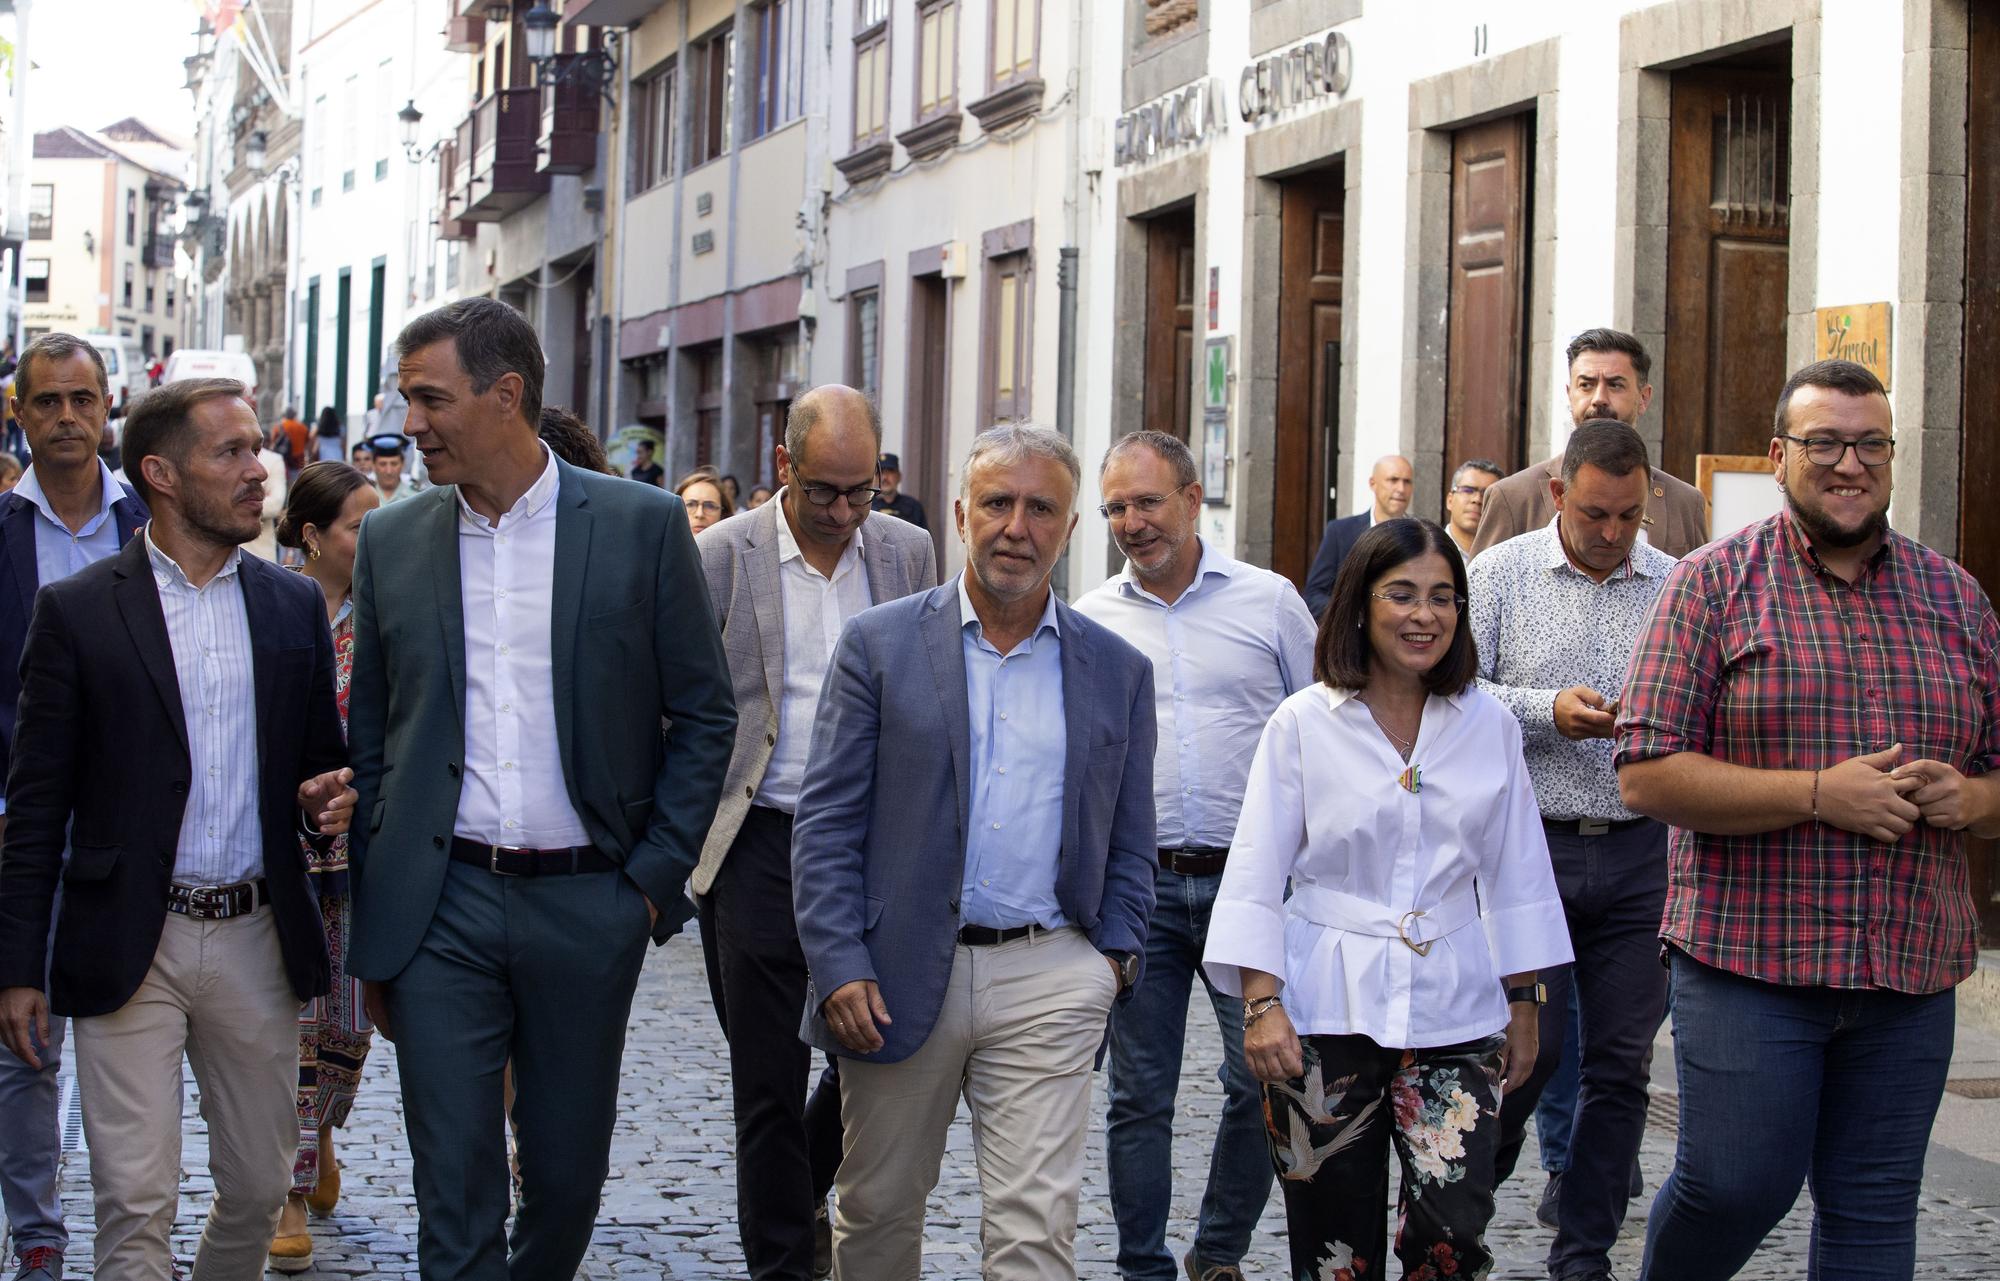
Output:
[522,3,619,104]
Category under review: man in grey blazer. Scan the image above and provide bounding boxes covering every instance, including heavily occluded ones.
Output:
[793,424,1157,1280]
[695,384,936,1280]
[345,298,736,1281]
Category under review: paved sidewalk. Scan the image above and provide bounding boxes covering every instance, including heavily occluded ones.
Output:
[32,931,2000,1278]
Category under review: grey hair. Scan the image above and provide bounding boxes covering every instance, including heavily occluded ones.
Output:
[784,386,883,462]
[1101,429,1197,489]
[961,423,1081,497]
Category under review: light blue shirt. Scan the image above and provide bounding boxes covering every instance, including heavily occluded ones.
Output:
[958,573,1068,930]
[1074,539,1318,848]
[14,459,124,589]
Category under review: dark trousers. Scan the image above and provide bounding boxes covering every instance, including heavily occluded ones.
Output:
[700,805,845,1280]
[387,860,652,1281]
[1495,818,1669,1278]
[1268,1033,1505,1281]
[1641,952,1954,1281]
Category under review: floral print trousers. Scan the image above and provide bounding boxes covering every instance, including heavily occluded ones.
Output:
[1264,1032,1505,1281]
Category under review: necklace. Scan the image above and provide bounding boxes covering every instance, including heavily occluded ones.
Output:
[1356,695,1420,762]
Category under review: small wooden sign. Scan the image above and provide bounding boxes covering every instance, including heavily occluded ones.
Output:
[1814,302,1892,389]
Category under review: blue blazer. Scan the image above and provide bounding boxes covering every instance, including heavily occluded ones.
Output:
[0,485,148,800]
[1303,511,1370,620]
[791,579,1159,1065]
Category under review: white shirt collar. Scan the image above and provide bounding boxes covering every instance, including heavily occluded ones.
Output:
[143,523,242,589]
[14,457,123,532]
[1322,683,1470,712]
[456,445,561,534]
[1117,536,1235,603]
[771,487,866,575]
[956,571,1062,641]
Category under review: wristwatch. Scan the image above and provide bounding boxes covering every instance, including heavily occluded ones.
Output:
[1504,982,1547,1006]
[1110,951,1140,993]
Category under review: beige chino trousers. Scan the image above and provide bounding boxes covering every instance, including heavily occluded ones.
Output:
[833,926,1119,1281]
[72,906,301,1281]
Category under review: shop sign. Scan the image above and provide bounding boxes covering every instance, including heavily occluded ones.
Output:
[1240,30,1353,126]
[1814,302,1891,389]
[1114,78,1226,168]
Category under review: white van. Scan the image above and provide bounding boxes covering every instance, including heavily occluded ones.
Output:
[162,348,259,403]
[85,333,141,418]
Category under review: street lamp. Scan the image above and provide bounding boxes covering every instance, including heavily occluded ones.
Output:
[398,99,425,161]
[245,128,268,174]
[522,2,557,62]
[522,3,619,103]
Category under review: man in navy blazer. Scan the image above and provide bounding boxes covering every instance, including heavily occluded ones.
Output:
[792,424,1157,1280]
[0,333,146,1281]
[1301,453,1414,618]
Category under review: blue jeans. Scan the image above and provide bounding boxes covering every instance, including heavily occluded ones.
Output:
[0,1015,67,1256]
[1641,951,1955,1281]
[1105,867,1272,1279]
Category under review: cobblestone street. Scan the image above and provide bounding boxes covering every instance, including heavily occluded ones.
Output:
[43,930,2000,1278]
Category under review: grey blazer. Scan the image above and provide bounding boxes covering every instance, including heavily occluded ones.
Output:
[345,459,738,980]
[693,498,937,894]
[790,580,1159,1065]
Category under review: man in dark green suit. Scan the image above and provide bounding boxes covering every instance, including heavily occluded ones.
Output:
[344,298,735,1281]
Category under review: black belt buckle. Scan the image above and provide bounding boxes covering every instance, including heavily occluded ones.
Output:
[488,845,527,877]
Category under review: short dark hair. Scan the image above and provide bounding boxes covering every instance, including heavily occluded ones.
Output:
[1772,359,1889,437]
[122,378,248,509]
[394,297,544,427]
[1450,458,1504,488]
[537,404,612,474]
[1314,518,1477,697]
[1560,419,1651,484]
[1101,430,1197,489]
[15,332,109,403]
[1565,328,1652,383]
[276,461,371,549]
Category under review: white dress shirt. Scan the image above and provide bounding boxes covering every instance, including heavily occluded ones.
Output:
[1204,685,1571,1049]
[1466,519,1676,820]
[754,497,872,812]
[1074,540,1317,848]
[453,447,590,848]
[146,530,264,887]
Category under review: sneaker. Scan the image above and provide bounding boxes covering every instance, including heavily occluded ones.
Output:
[813,1202,832,1279]
[1536,1170,1562,1231]
[1183,1251,1246,1281]
[12,1249,62,1281]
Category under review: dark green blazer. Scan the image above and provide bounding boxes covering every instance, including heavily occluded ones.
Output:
[344,456,737,981]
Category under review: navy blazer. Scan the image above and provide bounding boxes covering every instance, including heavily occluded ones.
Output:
[1302,511,1371,619]
[0,485,148,799]
[790,579,1158,1065]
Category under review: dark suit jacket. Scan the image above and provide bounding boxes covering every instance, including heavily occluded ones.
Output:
[1471,454,1710,560]
[791,580,1159,1065]
[1303,511,1371,619]
[0,536,347,1016]
[0,485,149,801]
[345,457,737,982]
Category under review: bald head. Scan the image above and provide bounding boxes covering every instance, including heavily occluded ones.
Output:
[784,383,882,467]
[1368,453,1414,519]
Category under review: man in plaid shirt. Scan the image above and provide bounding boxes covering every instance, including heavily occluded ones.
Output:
[1615,359,2000,1279]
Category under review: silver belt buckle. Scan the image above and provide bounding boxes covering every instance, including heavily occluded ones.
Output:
[488,845,525,876]
[1577,817,1610,837]
[1397,909,1433,957]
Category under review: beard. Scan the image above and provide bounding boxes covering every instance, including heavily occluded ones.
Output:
[1787,489,1888,550]
[183,484,263,547]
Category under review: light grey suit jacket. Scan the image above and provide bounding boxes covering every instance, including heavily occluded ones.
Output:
[694,497,938,893]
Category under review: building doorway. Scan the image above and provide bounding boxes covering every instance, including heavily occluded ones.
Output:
[1142,205,1195,443]
[1445,112,1533,481]
[1962,2,2000,943]
[906,270,951,524]
[1272,162,1344,590]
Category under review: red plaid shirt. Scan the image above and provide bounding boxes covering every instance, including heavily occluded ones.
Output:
[1615,513,2000,993]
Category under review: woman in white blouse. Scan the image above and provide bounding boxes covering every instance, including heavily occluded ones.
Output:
[1203,517,1570,1281]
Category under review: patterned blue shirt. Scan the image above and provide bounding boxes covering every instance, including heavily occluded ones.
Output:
[958,573,1068,930]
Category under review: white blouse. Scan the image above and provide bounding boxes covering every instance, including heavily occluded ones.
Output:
[1203,684,1572,1049]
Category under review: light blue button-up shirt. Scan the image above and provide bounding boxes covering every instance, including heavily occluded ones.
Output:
[14,458,124,589]
[1074,539,1318,848]
[958,573,1068,930]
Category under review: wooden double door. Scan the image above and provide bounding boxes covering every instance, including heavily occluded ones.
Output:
[1273,165,1344,589]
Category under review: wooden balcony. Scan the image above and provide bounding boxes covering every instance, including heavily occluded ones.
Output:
[436,139,477,241]
[538,56,601,175]
[453,89,550,222]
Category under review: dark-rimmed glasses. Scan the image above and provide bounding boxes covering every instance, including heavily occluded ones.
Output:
[796,478,882,507]
[1775,434,1894,468]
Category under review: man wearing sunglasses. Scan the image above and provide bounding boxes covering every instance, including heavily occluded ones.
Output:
[694,384,937,1280]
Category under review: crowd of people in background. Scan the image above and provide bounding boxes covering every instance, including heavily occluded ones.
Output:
[0,306,1991,1281]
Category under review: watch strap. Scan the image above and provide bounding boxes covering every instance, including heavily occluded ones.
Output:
[1505,982,1547,1006]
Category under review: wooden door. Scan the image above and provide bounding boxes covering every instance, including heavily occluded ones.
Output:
[1273,164,1344,589]
[1446,114,1532,479]
[1663,69,1792,483]
[1963,4,2000,944]
[1143,208,1196,442]
[906,271,950,522]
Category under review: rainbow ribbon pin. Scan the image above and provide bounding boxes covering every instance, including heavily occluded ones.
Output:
[1398,765,1421,794]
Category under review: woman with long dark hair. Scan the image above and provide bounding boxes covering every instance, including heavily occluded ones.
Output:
[266,462,380,1273]
[314,405,346,462]
[1204,517,1569,1280]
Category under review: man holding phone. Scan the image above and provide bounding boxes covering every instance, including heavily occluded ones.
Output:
[1465,419,1677,1281]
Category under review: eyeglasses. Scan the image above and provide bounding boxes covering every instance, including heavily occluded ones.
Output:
[1370,589,1466,612]
[1775,434,1895,468]
[683,499,722,515]
[1448,485,1488,497]
[1098,483,1190,521]
[796,479,882,507]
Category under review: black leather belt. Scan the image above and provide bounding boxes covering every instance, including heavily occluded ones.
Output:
[957,923,1043,946]
[167,879,269,920]
[449,837,617,877]
[1543,816,1653,837]
[1159,846,1228,876]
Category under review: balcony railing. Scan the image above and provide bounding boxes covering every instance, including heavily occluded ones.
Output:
[437,139,477,242]
[538,56,602,175]
[453,88,550,222]
[142,234,176,269]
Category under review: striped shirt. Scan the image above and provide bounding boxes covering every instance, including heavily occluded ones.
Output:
[1615,514,2000,994]
[146,529,264,887]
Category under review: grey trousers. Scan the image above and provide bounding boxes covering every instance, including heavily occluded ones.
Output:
[385,859,652,1281]
[0,1015,67,1257]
